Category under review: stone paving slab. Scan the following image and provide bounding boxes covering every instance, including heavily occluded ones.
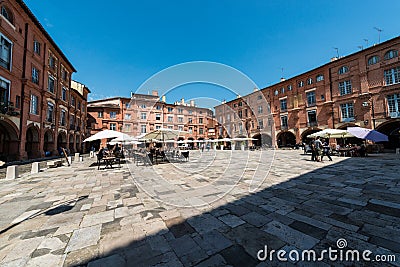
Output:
[0,151,399,266]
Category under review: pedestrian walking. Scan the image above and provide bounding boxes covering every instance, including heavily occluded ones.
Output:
[321,139,332,161]
[309,138,316,161]
[314,136,323,162]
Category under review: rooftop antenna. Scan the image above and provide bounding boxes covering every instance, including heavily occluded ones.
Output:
[363,39,369,47]
[358,45,363,50]
[333,47,339,58]
[373,27,382,44]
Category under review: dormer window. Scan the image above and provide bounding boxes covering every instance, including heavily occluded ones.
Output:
[298,81,304,88]
[338,66,349,74]
[316,74,324,82]
[384,50,398,60]
[307,78,313,85]
[368,55,380,65]
[1,6,14,25]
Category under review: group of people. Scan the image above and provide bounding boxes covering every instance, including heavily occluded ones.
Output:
[97,144,123,160]
[308,136,333,162]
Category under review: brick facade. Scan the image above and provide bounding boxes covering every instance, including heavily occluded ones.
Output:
[0,0,88,162]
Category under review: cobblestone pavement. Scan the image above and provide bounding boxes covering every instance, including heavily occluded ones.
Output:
[0,150,399,266]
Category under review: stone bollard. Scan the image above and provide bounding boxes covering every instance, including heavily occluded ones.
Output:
[6,166,19,179]
[31,162,40,174]
[396,148,400,154]
[79,156,83,162]
[68,156,72,165]
[241,144,245,151]
[220,145,224,151]
[74,153,80,161]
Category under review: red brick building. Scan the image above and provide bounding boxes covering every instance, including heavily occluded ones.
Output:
[87,91,216,149]
[215,36,400,149]
[0,0,88,161]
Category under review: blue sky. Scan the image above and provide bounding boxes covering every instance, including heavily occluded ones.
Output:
[25,0,400,108]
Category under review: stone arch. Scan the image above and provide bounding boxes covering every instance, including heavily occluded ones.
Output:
[301,128,322,143]
[57,131,67,150]
[25,125,40,159]
[276,131,296,148]
[252,133,272,148]
[0,119,19,162]
[43,130,55,156]
[376,120,400,149]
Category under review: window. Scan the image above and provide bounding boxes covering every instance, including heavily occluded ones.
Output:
[110,111,117,119]
[281,87,285,94]
[33,40,41,55]
[178,125,183,131]
[71,96,75,107]
[0,76,9,104]
[178,108,183,114]
[124,113,131,120]
[339,80,352,95]
[125,102,131,108]
[49,55,56,70]
[239,124,243,134]
[188,118,193,123]
[340,103,354,121]
[48,76,55,93]
[338,66,349,74]
[140,104,146,108]
[167,116,173,122]
[188,110,193,115]
[238,110,242,118]
[141,112,146,120]
[387,94,400,117]
[321,95,325,100]
[188,127,193,133]
[368,55,380,65]
[82,104,85,113]
[141,125,146,133]
[125,124,131,132]
[257,95,262,100]
[238,102,243,107]
[70,115,75,128]
[287,85,292,91]
[167,107,173,112]
[31,67,39,84]
[199,118,203,123]
[156,113,161,120]
[280,99,287,111]
[316,74,324,82]
[307,110,317,126]
[156,125,161,130]
[0,34,12,70]
[199,128,204,134]
[274,89,279,96]
[178,117,183,123]
[226,114,230,121]
[281,115,288,127]
[15,95,20,108]
[1,6,14,25]
[167,125,173,130]
[110,123,116,131]
[384,50,398,60]
[60,110,66,126]
[46,102,54,123]
[307,78,313,85]
[258,119,264,129]
[29,94,38,115]
[98,111,103,118]
[156,105,161,110]
[61,68,68,81]
[384,67,400,85]
[62,87,67,101]
[306,91,316,106]
[298,81,304,88]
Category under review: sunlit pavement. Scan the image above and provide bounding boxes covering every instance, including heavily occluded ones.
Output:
[0,150,399,266]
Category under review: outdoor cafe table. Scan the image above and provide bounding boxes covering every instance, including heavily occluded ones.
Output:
[102,156,116,169]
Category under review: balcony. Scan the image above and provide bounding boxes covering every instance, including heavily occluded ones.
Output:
[307,121,318,127]
[389,111,400,118]
[0,101,19,116]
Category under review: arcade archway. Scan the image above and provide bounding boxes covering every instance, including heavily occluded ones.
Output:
[25,126,40,159]
[277,131,296,148]
[252,133,272,148]
[376,121,400,149]
[301,128,322,143]
[0,120,19,162]
[43,130,54,156]
[57,132,67,150]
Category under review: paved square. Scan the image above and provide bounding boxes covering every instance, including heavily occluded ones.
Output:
[0,150,399,266]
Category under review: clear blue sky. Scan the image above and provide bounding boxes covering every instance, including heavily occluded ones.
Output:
[25,0,400,108]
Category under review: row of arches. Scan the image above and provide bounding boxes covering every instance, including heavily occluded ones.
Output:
[0,119,84,162]
[276,121,400,149]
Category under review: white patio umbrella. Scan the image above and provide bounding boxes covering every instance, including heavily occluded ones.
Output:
[307,129,355,139]
[112,134,138,143]
[83,130,124,142]
[231,137,257,141]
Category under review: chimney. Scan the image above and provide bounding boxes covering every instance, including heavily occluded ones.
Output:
[236,94,241,99]
[181,98,185,104]
[152,90,158,96]
[190,100,195,107]
[280,77,286,82]
[161,95,166,102]
[253,88,259,92]
[330,57,338,62]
